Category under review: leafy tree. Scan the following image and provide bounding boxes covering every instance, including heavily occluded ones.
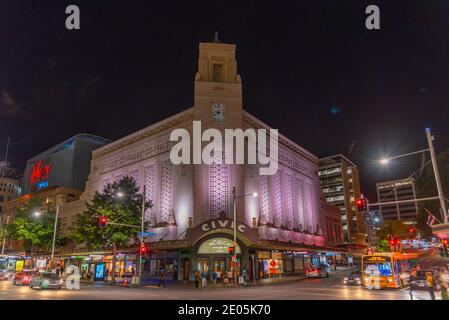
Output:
[7,198,58,257]
[376,219,410,241]
[376,239,391,252]
[415,149,449,239]
[71,176,152,250]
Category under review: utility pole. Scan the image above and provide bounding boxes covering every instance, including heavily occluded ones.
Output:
[1,215,10,255]
[426,128,448,224]
[50,205,59,268]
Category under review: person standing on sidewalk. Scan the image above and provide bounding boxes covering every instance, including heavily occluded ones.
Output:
[438,267,449,300]
[194,271,200,289]
[201,270,207,288]
[426,272,435,300]
[227,270,232,286]
[159,269,167,288]
[223,270,229,287]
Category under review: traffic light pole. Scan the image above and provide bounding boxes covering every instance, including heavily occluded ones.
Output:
[138,186,146,287]
[426,128,448,224]
[232,186,237,286]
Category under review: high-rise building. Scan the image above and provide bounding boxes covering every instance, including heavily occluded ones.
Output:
[376,179,418,224]
[364,211,382,245]
[318,154,365,243]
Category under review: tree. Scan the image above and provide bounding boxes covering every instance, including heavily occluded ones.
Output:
[376,219,410,241]
[7,198,57,258]
[415,148,449,239]
[71,176,151,250]
[376,239,391,252]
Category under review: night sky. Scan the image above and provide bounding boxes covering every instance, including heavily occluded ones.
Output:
[1,0,448,200]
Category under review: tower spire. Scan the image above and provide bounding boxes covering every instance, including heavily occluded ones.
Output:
[213,31,220,43]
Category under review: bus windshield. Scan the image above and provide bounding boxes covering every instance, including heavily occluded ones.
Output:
[363,256,393,277]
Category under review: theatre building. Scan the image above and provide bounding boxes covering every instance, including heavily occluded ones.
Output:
[63,38,343,281]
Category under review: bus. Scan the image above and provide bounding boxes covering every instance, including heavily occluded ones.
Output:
[362,252,418,289]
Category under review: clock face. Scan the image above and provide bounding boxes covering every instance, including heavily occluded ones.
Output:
[211,103,226,122]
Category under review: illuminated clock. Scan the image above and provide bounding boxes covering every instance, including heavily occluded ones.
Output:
[211,103,226,122]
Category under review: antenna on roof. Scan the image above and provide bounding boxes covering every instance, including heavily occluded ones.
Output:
[4,137,10,162]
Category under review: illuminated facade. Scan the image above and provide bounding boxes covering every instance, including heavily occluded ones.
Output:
[62,39,341,281]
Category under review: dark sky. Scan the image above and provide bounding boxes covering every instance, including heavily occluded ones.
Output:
[0,0,448,200]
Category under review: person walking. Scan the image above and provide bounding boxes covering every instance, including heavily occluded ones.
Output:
[223,270,229,287]
[201,270,207,288]
[216,270,221,286]
[439,267,449,300]
[211,270,217,285]
[426,272,435,300]
[227,270,232,286]
[159,269,166,288]
[194,271,200,289]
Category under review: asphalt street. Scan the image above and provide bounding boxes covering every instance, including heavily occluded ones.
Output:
[0,272,438,300]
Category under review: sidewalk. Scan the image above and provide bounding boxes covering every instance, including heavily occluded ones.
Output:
[79,266,354,290]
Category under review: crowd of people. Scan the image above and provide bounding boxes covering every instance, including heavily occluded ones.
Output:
[194,268,249,288]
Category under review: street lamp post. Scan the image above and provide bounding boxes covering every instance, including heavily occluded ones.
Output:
[116,188,146,287]
[232,186,258,286]
[379,128,447,223]
[34,206,59,270]
[1,215,10,255]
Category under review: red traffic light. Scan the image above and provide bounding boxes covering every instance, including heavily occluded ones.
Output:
[396,239,401,245]
[99,216,108,227]
[408,227,415,233]
[356,197,368,212]
[228,247,234,255]
[442,239,448,246]
[140,242,148,255]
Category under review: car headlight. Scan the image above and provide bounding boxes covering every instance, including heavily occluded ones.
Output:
[387,278,393,283]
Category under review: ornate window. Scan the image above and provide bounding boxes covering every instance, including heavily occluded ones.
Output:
[259,175,270,224]
[209,161,230,219]
[284,173,294,229]
[129,169,139,186]
[212,64,224,82]
[144,165,156,223]
[159,160,174,223]
[272,171,282,227]
[295,178,305,231]
[304,182,313,233]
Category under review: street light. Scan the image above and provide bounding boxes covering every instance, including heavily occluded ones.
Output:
[114,187,146,287]
[377,128,448,224]
[232,186,258,286]
[33,206,59,270]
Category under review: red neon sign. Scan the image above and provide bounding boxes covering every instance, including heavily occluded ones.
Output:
[30,160,51,184]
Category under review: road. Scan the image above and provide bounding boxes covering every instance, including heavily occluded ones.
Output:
[0,272,437,300]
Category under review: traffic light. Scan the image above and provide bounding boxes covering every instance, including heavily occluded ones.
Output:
[442,239,448,257]
[228,246,234,257]
[99,216,108,228]
[139,242,148,255]
[356,197,368,212]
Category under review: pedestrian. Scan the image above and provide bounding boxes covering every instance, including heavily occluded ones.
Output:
[201,270,207,288]
[227,270,232,286]
[426,272,435,300]
[212,270,217,285]
[223,270,229,287]
[216,270,221,285]
[159,270,166,288]
[439,267,449,300]
[194,271,200,289]
[242,268,248,287]
[104,268,109,281]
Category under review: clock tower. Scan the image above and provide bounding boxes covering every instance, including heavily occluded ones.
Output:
[193,34,243,130]
[193,34,246,224]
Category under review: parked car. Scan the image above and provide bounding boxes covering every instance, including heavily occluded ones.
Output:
[29,272,62,290]
[11,270,36,286]
[306,265,329,278]
[343,269,362,286]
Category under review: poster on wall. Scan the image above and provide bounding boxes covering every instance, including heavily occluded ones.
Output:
[15,260,24,272]
[267,259,283,274]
